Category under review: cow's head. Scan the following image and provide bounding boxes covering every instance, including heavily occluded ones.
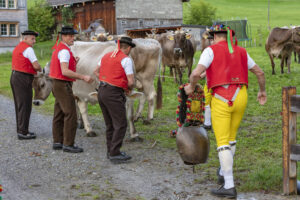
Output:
[32,62,53,106]
[167,30,193,57]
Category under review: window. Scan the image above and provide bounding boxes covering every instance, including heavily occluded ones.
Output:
[8,0,14,8]
[138,19,144,27]
[0,23,18,36]
[9,24,16,35]
[0,0,16,8]
[1,24,7,35]
[0,0,6,8]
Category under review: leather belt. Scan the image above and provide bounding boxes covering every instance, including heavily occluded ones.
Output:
[12,70,34,77]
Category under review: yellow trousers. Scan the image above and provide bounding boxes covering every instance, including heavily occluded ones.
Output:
[204,84,212,106]
[211,85,248,147]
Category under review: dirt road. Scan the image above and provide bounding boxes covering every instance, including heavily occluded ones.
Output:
[0,94,297,200]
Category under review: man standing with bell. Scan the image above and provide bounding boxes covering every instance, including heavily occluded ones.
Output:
[185,24,267,198]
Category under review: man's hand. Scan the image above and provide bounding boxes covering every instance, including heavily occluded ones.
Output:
[184,84,194,95]
[75,57,80,63]
[82,75,94,84]
[257,91,267,105]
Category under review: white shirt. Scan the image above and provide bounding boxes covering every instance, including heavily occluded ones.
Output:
[198,47,256,69]
[58,49,70,63]
[97,57,134,75]
[23,47,38,63]
[58,43,71,63]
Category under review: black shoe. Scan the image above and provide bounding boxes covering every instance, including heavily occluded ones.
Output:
[109,152,132,163]
[53,143,63,150]
[203,124,212,130]
[18,132,36,140]
[211,185,237,199]
[217,167,225,185]
[62,145,84,153]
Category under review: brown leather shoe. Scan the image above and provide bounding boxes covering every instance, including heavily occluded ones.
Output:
[211,185,237,199]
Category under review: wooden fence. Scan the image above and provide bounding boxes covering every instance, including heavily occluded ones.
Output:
[282,86,300,195]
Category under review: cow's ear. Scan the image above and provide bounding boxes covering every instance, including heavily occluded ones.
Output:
[167,35,174,41]
[203,35,208,39]
[107,35,113,41]
[186,34,192,40]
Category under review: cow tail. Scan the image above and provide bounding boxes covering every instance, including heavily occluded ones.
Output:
[156,48,163,109]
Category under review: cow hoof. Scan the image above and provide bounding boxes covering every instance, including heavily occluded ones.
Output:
[129,136,143,142]
[143,120,151,125]
[86,131,97,137]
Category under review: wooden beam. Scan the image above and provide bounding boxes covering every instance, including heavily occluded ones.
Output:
[290,95,300,113]
[282,87,297,195]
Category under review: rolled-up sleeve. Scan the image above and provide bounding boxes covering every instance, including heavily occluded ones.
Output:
[198,47,214,69]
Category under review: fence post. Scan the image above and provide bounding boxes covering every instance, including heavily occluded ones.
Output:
[282,86,297,195]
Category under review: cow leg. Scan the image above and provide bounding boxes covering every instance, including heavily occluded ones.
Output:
[162,64,166,82]
[177,67,183,84]
[287,56,291,73]
[144,84,156,124]
[126,98,142,142]
[134,93,146,122]
[298,53,300,64]
[280,57,285,74]
[76,102,84,129]
[77,100,97,137]
[268,54,276,75]
[173,67,178,83]
[294,51,297,62]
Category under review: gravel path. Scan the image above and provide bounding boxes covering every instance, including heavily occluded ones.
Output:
[0,94,297,200]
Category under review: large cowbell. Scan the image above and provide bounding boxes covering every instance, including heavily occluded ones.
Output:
[176,126,209,165]
[175,84,209,165]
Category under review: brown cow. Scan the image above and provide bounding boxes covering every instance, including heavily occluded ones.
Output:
[156,30,196,84]
[201,30,213,52]
[265,27,300,74]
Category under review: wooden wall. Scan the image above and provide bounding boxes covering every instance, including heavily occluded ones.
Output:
[54,1,116,34]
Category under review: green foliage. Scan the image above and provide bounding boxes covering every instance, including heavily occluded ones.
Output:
[60,6,74,27]
[28,0,55,42]
[183,0,217,26]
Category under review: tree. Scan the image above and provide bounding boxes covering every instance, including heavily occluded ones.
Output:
[183,0,217,26]
[28,0,55,42]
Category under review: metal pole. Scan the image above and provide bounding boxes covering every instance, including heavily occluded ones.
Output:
[268,0,270,31]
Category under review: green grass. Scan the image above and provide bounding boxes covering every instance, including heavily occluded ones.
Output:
[184,0,300,44]
[2,0,300,194]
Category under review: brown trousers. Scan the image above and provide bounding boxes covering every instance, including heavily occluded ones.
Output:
[97,83,127,156]
[10,70,34,134]
[52,79,77,146]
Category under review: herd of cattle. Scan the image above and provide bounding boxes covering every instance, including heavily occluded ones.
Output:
[266,26,300,74]
[32,25,197,140]
[31,23,300,140]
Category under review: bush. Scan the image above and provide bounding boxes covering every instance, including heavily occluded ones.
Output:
[28,0,55,42]
[183,0,217,26]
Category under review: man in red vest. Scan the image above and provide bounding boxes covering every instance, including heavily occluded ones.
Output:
[11,30,41,140]
[185,24,267,198]
[49,26,93,153]
[94,36,135,163]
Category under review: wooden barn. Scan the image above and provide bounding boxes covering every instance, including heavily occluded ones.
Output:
[47,0,189,35]
[0,0,28,53]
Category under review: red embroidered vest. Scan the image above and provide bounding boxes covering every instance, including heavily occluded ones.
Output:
[99,51,129,90]
[12,41,37,75]
[206,41,248,101]
[49,42,76,82]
